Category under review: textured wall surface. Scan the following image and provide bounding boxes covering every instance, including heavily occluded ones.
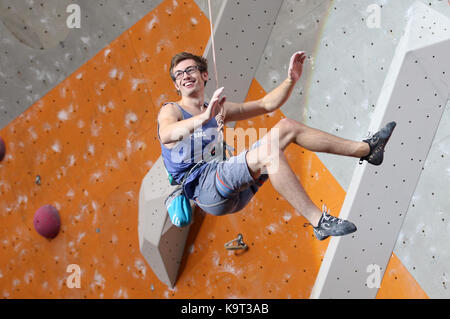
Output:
[311,1,450,298]
[255,0,449,298]
[0,0,444,299]
[0,0,164,129]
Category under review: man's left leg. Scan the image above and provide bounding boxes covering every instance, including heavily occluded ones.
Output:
[244,118,396,240]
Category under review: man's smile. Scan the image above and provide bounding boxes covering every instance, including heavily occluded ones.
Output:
[183,80,195,88]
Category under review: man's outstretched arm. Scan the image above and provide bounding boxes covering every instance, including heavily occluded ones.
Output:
[223,51,307,123]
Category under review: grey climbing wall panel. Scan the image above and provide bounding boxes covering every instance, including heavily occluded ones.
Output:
[310,2,450,299]
[255,0,332,125]
[203,0,283,103]
[138,156,192,288]
[257,0,450,298]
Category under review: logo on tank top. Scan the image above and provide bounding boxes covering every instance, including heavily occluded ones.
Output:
[193,130,207,139]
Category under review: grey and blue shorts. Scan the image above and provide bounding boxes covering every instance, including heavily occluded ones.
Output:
[192,143,268,216]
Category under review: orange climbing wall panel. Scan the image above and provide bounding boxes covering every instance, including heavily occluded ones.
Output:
[0,0,210,299]
[377,253,428,299]
[0,0,427,299]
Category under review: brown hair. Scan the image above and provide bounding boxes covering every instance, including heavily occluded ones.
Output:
[169,52,208,86]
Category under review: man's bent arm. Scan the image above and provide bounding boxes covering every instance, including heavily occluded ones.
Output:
[158,105,209,145]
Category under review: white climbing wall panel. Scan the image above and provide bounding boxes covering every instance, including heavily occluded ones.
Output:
[311,2,450,299]
[138,156,192,288]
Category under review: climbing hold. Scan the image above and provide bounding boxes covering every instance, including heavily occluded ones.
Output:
[35,175,41,186]
[33,204,61,239]
[0,137,5,161]
[224,233,248,251]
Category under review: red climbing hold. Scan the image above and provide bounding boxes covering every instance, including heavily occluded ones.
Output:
[0,137,5,161]
[33,205,61,239]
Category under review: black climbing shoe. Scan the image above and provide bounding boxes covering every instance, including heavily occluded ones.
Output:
[306,205,357,241]
[359,121,397,166]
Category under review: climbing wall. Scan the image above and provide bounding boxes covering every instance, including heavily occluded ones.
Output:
[0,0,434,299]
[138,0,283,290]
[0,0,209,298]
[311,2,450,298]
[0,0,164,129]
[256,0,449,298]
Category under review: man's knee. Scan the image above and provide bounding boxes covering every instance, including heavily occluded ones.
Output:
[246,143,282,173]
[273,118,305,148]
[276,118,304,137]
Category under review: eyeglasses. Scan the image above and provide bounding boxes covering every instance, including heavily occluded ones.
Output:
[172,65,201,81]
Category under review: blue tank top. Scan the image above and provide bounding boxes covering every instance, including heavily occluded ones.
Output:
[158,102,219,199]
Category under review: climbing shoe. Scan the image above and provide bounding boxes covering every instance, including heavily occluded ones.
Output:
[306,205,357,241]
[359,121,397,166]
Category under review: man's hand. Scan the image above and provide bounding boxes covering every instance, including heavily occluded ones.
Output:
[202,87,226,130]
[288,51,307,83]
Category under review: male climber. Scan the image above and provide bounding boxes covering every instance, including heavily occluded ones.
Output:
[157,51,396,240]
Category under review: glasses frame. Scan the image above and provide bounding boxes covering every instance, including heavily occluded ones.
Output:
[172,65,201,81]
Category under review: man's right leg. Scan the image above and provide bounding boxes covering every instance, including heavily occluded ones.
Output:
[244,118,364,226]
[246,134,324,227]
